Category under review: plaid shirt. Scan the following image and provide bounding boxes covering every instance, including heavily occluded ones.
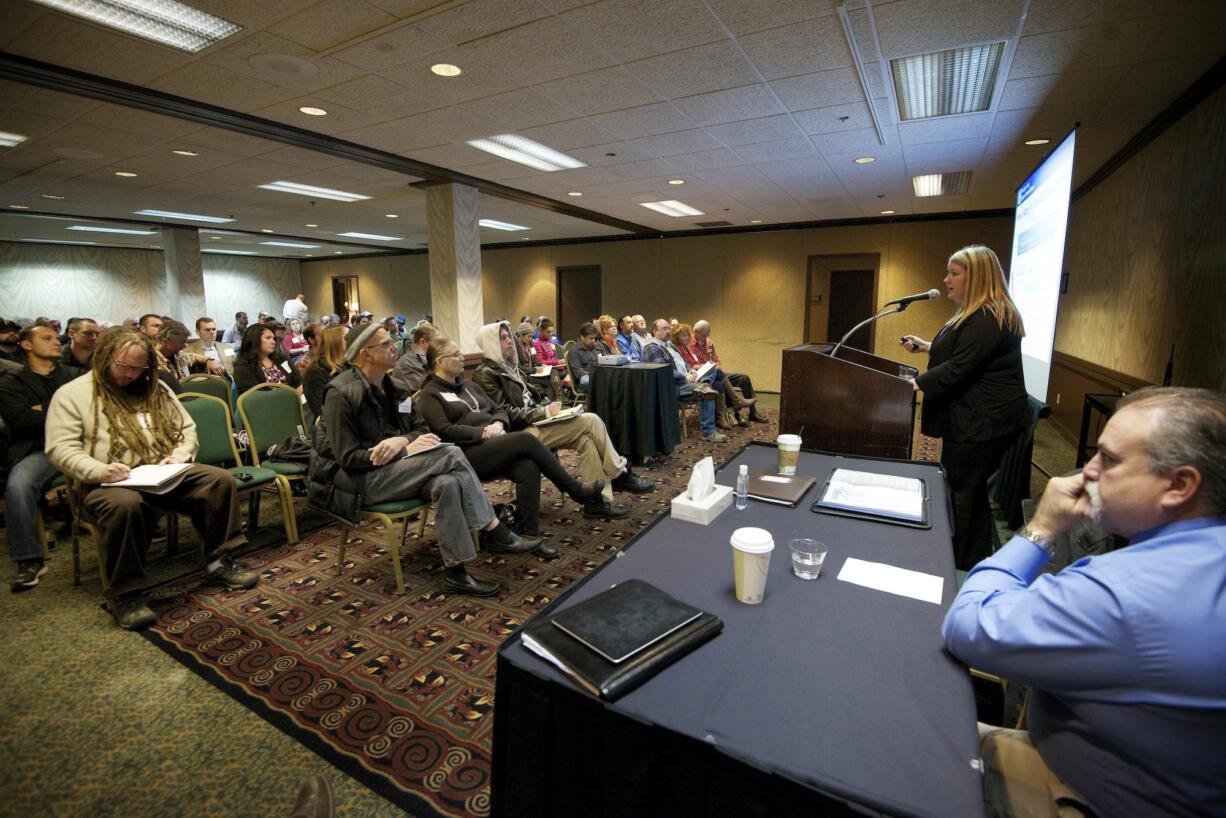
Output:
[689,337,719,365]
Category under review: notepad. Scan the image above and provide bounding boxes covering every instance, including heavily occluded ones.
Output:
[836,557,944,604]
[101,463,191,493]
[551,579,703,663]
[532,405,584,427]
[817,468,925,522]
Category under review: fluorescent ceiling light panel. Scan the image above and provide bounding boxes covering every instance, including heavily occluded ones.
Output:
[134,208,234,223]
[465,134,587,172]
[478,219,529,231]
[912,171,973,197]
[0,131,28,147]
[20,239,96,245]
[337,232,399,241]
[67,225,157,235]
[261,241,320,248]
[891,42,1005,120]
[258,181,370,202]
[639,200,704,217]
[28,0,241,54]
[203,248,257,255]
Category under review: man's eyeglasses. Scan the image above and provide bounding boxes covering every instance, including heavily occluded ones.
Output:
[437,352,464,360]
[111,360,146,373]
[362,340,397,351]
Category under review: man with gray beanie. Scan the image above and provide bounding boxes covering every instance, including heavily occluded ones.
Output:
[309,321,539,597]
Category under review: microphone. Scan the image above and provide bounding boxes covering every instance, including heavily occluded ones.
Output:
[884,289,941,307]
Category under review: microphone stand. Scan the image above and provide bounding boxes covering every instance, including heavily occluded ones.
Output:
[830,300,913,358]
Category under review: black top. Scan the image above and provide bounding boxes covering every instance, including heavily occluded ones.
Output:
[915,306,1029,442]
[416,374,510,449]
[472,360,549,429]
[233,352,302,394]
[303,361,344,424]
[566,343,600,382]
[59,345,92,369]
[0,363,81,463]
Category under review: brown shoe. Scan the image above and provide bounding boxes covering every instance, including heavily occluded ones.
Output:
[290,775,334,818]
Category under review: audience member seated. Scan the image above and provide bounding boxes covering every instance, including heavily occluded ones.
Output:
[515,321,563,401]
[533,316,561,346]
[302,326,348,429]
[234,323,302,394]
[565,321,601,392]
[158,320,225,384]
[61,317,100,370]
[631,314,651,358]
[417,337,605,548]
[641,319,725,442]
[45,328,257,629]
[137,313,163,338]
[310,323,538,597]
[283,319,309,366]
[596,315,618,354]
[0,318,23,368]
[390,323,437,396]
[614,315,639,361]
[942,386,1226,817]
[531,318,563,369]
[473,321,654,519]
[0,325,81,592]
[221,311,248,344]
[691,319,766,423]
[295,322,323,374]
[183,316,235,378]
[673,323,739,429]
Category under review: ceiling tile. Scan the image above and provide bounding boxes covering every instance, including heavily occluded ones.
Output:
[989,101,1093,139]
[1009,18,1165,80]
[997,67,1127,110]
[734,138,818,164]
[408,142,491,169]
[871,0,1026,58]
[706,114,805,146]
[627,41,760,100]
[5,14,187,85]
[413,0,549,46]
[330,24,448,71]
[149,63,296,112]
[705,0,834,36]
[558,0,726,63]
[902,137,988,168]
[673,85,785,126]
[738,18,853,81]
[630,129,723,158]
[1113,55,1217,101]
[376,44,526,104]
[532,66,663,117]
[1022,0,1163,35]
[200,31,366,95]
[791,101,875,136]
[0,107,74,143]
[897,112,995,145]
[664,148,749,173]
[771,68,866,112]
[811,126,885,156]
[565,142,658,166]
[311,74,445,118]
[255,96,384,135]
[268,0,398,52]
[607,159,681,180]
[192,0,321,30]
[0,81,99,120]
[1144,0,1226,60]
[0,0,44,48]
[587,103,697,140]
[472,16,617,86]
[460,88,583,132]
[519,119,620,151]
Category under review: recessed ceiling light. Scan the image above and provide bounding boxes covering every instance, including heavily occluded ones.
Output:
[262,241,320,248]
[750,220,763,224]
[881,210,895,215]
[567,191,583,197]
[172,149,198,156]
[66,225,157,235]
[853,156,876,164]
[332,251,343,254]
[298,106,328,116]
[208,235,221,239]
[385,213,398,218]
[891,42,1005,120]
[41,194,65,199]
[640,200,704,217]
[258,180,370,202]
[134,208,234,223]
[114,171,138,177]
[25,0,240,53]
[202,248,257,255]
[1024,138,1050,146]
[466,134,588,172]
[912,171,973,197]
[337,232,399,241]
[431,63,462,77]
[478,219,529,231]
[305,223,318,227]
[668,179,685,185]
[260,228,274,233]
[0,131,29,147]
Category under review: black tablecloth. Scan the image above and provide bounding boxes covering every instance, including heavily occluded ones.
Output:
[587,363,680,458]
[492,443,984,818]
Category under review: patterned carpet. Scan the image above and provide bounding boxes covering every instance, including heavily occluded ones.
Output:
[138,413,782,818]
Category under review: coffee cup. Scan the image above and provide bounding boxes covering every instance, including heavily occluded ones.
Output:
[731,527,774,604]
[776,434,802,475]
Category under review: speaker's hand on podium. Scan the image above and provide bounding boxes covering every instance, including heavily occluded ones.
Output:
[907,378,919,393]
[900,335,929,353]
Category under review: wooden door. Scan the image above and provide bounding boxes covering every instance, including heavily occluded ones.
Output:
[556,265,601,341]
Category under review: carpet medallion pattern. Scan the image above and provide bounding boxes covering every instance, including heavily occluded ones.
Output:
[141,415,781,817]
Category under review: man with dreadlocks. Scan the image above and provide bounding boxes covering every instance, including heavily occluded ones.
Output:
[45,328,257,629]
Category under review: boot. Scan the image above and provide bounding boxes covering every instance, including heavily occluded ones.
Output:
[567,479,606,504]
[715,391,732,429]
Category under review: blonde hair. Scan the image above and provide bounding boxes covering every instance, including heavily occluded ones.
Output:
[317,325,349,374]
[946,245,1025,336]
[597,314,616,336]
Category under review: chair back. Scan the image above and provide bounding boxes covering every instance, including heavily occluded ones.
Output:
[560,340,585,398]
[237,383,307,467]
[180,373,233,411]
[179,393,242,466]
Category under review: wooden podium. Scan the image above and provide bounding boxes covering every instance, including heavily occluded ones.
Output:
[779,343,918,459]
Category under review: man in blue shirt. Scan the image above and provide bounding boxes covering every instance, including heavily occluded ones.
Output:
[942,386,1226,817]
[640,319,725,443]
[614,315,639,362]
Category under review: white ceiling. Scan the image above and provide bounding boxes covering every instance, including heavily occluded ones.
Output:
[0,0,1222,249]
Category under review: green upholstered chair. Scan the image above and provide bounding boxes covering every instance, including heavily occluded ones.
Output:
[237,383,309,496]
[180,392,298,544]
[336,498,431,596]
[560,340,587,406]
[179,373,234,413]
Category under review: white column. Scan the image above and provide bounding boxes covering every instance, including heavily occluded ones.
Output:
[161,226,207,324]
[426,183,484,352]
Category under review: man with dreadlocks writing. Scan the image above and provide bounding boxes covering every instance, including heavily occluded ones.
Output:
[45,328,258,629]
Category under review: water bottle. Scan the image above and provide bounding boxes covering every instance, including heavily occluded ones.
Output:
[735,464,749,510]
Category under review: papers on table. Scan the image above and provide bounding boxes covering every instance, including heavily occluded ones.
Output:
[836,557,944,605]
[818,469,925,522]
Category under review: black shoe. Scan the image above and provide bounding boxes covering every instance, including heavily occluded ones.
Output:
[10,559,47,592]
[113,596,156,630]
[208,556,259,590]
[736,416,750,427]
[481,523,543,554]
[441,565,500,597]
[534,542,560,559]
[583,500,630,519]
[749,412,769,423]
[612,470,655,493]
[569,479,606,504]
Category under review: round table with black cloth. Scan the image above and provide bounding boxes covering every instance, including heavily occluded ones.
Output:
[587,363,680,458]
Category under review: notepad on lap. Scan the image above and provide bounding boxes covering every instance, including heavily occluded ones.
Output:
[817,468,925,522]
[100,463,191,494]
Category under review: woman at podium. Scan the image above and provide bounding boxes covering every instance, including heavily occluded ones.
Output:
[901,245,1029,569]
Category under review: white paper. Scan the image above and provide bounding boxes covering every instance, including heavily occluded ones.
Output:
[694,361,716,382]
[280,360,292,373]
[101,463,191,489]
[398,396,413,415]
[534,365,552,376]
[819,468,924,521]
[686,455,715,501]
[836,557,944,605]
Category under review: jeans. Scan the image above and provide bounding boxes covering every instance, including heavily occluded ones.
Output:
[5,452,61,563]
[678,383,716,434]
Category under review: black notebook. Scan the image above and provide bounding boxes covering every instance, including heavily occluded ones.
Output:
[522,580,723,701]
[744,469,817,507]
[551,578,702,662]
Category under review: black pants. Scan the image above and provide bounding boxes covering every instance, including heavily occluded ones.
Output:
[727,372,756,399]
[940,434,1015,571]
[462,432,583,534]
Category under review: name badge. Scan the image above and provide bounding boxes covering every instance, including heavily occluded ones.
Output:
[280,361,292,373]
[440,392,465,404]
[224,347,235,357]
[398,396,413,414]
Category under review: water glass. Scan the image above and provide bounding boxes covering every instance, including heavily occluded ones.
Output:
[789,539,828,580]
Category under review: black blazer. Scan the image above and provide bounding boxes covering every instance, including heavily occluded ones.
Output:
[416,374,510,449]
[0,363,80,464]
[233,352,302,395]
[915,307,1029,442]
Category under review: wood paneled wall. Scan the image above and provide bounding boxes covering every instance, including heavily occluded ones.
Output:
[1057,85,1226,390]
[0,241,301,327]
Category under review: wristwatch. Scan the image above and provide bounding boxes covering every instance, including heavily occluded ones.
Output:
[1017,525,1055,557]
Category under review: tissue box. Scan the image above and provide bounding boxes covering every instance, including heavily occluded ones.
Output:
[598,354,629,365]
[670,484,734,525]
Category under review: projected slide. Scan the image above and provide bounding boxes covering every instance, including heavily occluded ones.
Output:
[1009,130,1076,403]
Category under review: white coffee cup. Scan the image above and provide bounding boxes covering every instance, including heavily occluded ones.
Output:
[776,434,802,475]
[731,527,774,604]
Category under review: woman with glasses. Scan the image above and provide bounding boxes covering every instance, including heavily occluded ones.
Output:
[234,323,302,395]
[416,337,604,552]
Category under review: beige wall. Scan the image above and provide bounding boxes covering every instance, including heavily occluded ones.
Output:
[1056,85,1225,390]
[300,254,432,325]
